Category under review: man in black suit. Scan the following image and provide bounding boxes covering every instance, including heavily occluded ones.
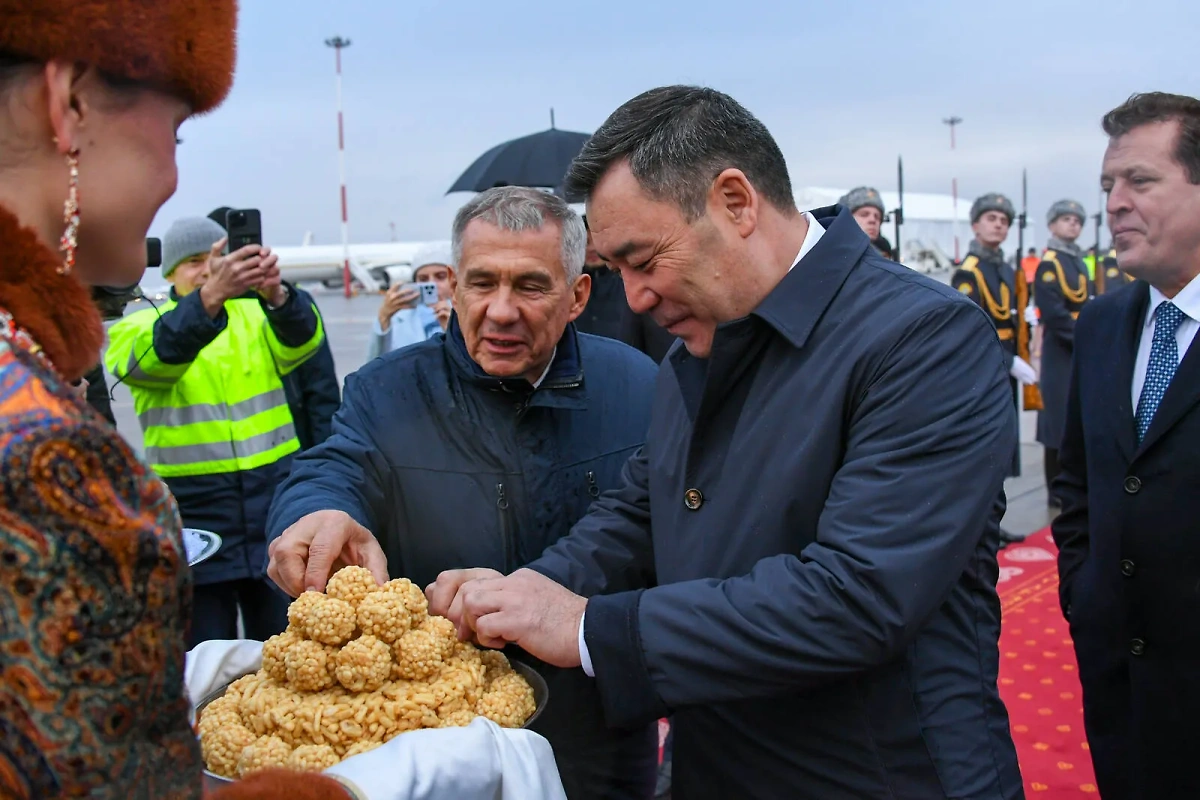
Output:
[1053,91,1200,800]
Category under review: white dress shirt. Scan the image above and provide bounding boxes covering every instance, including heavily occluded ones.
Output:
[577,213,827,677]
[532,346,556,389]
[788,211,826,271]
[1131,273,1200,409]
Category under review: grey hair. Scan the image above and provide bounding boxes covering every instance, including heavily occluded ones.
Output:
[451,186,586,283]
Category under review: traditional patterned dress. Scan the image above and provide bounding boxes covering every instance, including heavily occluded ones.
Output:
[0,209,203,798]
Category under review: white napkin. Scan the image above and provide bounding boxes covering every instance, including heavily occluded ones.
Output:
[324,717,567,800]
[184,639,264,723]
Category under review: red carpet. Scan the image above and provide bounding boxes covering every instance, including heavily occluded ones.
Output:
[997,528,1098,796]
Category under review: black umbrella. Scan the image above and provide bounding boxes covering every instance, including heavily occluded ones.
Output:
[447,110,590,195]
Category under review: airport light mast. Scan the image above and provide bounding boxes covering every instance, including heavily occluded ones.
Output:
[325,36,353,298]
[943,115,963,262]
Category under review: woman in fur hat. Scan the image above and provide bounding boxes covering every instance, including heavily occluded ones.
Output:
[0,3,351,798]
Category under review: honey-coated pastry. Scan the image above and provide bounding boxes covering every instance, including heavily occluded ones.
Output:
[198,565,537,780]
[236,735,293,777]
[392,628,443,681]
[285,639,338,692]
[288,743,341,773]
[324,566,380,609]
[262,629,301,682]
[288,591,357,646]
[357,592,412,644]
[380,577,429,618]
[477,672,537,729]
[202,721,257,779]
[334,635,392,692]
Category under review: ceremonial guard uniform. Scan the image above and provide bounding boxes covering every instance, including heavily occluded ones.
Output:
[1034,200,1092,504]
[952,193,1038,487]
[1096,246,1134,294]
[838,186,894,259]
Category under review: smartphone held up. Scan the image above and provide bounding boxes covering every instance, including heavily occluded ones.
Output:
[413,281,439,306]
[225,208,263,251]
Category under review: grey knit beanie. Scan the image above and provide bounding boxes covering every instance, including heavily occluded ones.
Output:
[162,217,227,278]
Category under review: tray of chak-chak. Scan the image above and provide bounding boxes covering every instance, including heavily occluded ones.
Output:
[194,566,548,788]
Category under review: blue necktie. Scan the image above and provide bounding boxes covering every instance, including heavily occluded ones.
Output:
[1135,301,1187,441]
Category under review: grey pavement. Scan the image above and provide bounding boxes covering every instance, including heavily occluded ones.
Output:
[105,281,1056,540]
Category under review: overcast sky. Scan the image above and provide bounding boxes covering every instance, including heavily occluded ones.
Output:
[153,0,1199,251]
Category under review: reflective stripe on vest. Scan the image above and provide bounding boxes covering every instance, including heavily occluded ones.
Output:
[144,418,297,469]
[137,387,288,429]
[125,346,183,387]
[104,294,322,478]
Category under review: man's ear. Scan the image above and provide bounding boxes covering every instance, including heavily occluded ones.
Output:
[709,168,758,239]
[566,272,592,323]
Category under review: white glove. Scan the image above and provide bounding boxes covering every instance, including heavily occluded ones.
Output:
[184,639,264,722]
[1024,305,1039,326]
[1010,356,1038,385]
[324,717,567,800]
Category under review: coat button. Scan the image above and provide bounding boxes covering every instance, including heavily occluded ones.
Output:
[1130,638,1146,656]
[1123,476,1142,494]
[1120,559,1136,577]
[684,488,704,511]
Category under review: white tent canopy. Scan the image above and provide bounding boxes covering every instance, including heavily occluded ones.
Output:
[795,186,972,223]
[794,186,1018,272]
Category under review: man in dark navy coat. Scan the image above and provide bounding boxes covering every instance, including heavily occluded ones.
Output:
[1053,91,1200,800]
[427,86,1024,799]
[1034,199,1092,506]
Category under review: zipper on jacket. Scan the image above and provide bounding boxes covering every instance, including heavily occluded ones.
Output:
[586,471,600,499]
[514,379,582,420]
[496,483,515,573]
[515,394,533,419]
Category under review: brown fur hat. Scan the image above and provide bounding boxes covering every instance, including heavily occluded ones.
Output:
[0,0,238,113]
[207,769,355,800]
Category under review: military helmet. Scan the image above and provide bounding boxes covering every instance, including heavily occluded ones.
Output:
[970,193,1016,224]
[838,186,886,215]
[1046,199,1086,226]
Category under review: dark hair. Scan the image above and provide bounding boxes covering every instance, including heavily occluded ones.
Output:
[1102,92,1200,184]
[0,51,148,105]
[564,86,797,220]
[0,52,38,91]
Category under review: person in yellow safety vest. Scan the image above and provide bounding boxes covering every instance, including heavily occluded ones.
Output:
[105,216,325,647]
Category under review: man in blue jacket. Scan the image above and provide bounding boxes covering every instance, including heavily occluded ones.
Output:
[429,87,1024,798]
[265,187,660,800]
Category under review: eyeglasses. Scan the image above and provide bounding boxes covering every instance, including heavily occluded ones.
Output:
[581,214,588,232]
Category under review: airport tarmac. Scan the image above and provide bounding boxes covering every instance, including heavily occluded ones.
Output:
[105,285,1058,540]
